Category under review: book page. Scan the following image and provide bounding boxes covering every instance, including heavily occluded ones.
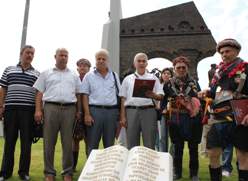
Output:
[122,146,173,181]
[78,145,129,181]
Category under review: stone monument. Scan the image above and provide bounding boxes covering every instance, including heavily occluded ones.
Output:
[102,1,216,78]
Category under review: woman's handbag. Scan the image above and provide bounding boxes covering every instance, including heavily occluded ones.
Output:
[32,121,43,143]
[73,120,85,140]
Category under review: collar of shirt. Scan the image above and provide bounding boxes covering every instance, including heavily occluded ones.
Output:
[17,62,34,70]
[93,67,112,78]
[134,71,150,78]
[53,67,70,72]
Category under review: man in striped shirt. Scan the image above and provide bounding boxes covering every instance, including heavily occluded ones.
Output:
[0,45,40,181]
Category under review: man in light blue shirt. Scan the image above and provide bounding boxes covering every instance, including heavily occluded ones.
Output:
[82,49,120,156]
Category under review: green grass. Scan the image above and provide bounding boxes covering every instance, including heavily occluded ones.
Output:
[0,138,238,180]
[0,138,85,180]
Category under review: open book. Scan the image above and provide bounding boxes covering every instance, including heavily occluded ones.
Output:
[78,145,173,181]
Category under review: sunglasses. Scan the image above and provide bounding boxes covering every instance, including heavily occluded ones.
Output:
[175,66,186,70]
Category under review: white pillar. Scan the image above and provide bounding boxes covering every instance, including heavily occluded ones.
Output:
[102,0,122,74]
[20,0,30,50]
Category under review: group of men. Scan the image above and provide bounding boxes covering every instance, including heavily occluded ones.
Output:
[0,38,247,181]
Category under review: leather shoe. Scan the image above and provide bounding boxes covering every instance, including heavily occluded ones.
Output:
[19,174,30,180]
[64,175,72,181]
[45,175,54,181]
[173,174,182,180]
[191,175,200,181]
[0,174,11,181]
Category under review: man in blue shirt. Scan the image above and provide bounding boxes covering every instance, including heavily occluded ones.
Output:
[81,49,120,156]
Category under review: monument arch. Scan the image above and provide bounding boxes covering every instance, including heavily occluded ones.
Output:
[119,1,216,79]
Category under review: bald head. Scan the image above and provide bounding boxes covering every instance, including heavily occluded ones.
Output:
[54,48,68,70]
[133,52,148,75]
[95,49,109,73]
[133,53,148,64]
[55,48,68,55]
[95,49,109,60]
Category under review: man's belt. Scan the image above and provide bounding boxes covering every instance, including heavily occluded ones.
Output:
[213,106,231,114]
[170,108,188,114]
[89,105,118,109]
[211,105,233,121]
[45,101,75,106]
[125,105,154,109]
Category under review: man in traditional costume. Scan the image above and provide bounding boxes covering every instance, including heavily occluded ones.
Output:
[199,38,248,181]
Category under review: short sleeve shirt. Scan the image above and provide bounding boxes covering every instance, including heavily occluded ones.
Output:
[119,72,164,106]
[33,67,81,103]
[81,69,120,105]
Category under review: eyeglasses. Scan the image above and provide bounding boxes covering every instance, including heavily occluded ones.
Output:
[175,66,186,70]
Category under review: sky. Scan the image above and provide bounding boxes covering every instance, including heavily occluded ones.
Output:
[0,0,248,89]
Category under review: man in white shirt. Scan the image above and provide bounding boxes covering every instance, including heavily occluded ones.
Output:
[119,52,164,149]
[33,48,81,181]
